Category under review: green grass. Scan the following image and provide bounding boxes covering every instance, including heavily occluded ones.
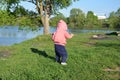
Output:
[0,33,120,80]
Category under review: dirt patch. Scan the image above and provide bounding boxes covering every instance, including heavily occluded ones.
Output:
[108,74,120,79]
[103,67,120,79]
[103,67,120,72]
[0,50,11,58]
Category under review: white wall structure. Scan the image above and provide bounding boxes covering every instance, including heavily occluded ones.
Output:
[93,12,107,20]
[97,15,107,20]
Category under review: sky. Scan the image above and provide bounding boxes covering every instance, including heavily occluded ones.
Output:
[20,0,120,17]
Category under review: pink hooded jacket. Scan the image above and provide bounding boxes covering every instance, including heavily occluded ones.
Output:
[52,20,73,46]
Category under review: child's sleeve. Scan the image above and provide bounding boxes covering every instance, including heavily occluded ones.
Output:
[64,31,73,39]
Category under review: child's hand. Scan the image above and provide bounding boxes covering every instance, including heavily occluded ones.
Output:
[71,33,74,37]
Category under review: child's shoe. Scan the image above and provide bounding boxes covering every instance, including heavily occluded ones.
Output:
[61,62,67,65]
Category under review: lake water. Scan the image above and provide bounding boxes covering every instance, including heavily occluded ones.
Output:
[0,26,117,46]
[0,26,57,46]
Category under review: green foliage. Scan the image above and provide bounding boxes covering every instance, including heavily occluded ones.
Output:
[17,16,33,26]
[0,33,120,80]
[85,11,99,29]
[0,10,16,26]
[49,0,77,15]
[2,0,20,12]
[0,0,40,29]
[108,8,120,30]
[69,8,85,29]
[0,10,41,29]
[0,1,6,10]
[115,8,120,16]
[13,6,28,16]
[16,16,42,29]
[50,13,67,27]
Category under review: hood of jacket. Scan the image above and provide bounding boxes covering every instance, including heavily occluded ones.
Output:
[56,20,67,31]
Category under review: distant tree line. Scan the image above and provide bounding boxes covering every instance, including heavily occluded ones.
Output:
[50,8,120,30]
[0,0,120,30]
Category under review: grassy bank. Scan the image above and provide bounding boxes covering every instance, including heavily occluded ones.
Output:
[0,33,120,80]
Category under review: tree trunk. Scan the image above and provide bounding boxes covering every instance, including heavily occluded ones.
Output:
[43,14,49,34]
[37,0,50,35]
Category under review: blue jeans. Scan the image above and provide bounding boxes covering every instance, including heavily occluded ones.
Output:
[55,44,68,63]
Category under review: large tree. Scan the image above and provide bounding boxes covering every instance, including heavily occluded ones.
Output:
[1,0,78,34]
[22,0,79,34]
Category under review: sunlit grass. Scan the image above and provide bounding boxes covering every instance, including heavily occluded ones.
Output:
[0,33,120,80]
